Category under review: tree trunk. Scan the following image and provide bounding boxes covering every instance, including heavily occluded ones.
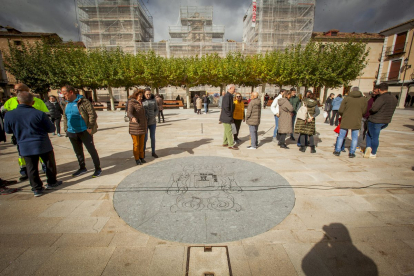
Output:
[261,84,266,106]
[125,87,130,99]
[156,87,159,95]
[322,87,329,104]
[92,88,97,102]
[151,86,155,94]
[108,86,115,111]
[186,86,190,109]
[220,84,224,95]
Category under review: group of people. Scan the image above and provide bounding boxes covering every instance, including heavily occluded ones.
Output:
[127,88,160,165]
[219,83,397,159]
[193,94,211,114]
[0,84,103,196]
[332,83,397,158]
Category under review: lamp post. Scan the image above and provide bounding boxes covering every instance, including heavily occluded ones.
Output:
[399,58,411,108]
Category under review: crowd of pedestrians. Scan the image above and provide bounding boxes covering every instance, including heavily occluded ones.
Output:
[0,80,400,196]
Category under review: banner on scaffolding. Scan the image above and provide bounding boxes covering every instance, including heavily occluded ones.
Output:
[252,0,257,27]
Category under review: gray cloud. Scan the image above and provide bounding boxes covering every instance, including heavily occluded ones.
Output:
[0,0,413,42]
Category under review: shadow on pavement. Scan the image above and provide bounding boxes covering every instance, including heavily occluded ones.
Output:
[302,223,378,275]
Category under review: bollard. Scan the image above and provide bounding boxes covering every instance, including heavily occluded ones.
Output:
[201,123,203,133]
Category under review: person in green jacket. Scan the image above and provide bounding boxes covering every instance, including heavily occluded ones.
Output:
[288,88,300,140]
[1,84,49,180]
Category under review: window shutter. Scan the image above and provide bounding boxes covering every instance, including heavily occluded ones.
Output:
[394,32,407,54]
[388,59,402,80]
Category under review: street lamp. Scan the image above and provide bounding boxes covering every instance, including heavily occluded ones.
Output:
[399,58,411,107]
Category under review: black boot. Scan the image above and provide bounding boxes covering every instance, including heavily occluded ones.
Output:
[135,159,142,165]
[140,158,147,163]
[280,144,289,149]
[299,146,306,152]
[310,146,316,153]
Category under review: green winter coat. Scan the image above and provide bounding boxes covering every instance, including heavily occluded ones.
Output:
[294,98,317,136]
[289,95,301,114]
[338,90,367,130]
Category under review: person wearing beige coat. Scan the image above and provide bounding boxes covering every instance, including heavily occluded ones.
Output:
[277,91,294,149]
[128,89,147,165]
[196,97,203,114]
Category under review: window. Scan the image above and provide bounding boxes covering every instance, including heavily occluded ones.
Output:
[393,32,407,54]
[388,59,402,80]
[13,40,22,46]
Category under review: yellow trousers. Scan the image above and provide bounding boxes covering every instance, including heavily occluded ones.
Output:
[131,134,145,160]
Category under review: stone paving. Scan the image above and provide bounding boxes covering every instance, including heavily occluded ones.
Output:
[0,107,413,275]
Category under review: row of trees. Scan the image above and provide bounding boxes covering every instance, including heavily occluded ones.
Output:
[4,40,369,109]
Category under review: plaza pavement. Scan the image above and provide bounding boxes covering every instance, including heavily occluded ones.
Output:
[0,107,413,275]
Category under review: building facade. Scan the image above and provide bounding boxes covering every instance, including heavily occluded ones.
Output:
[311,30,384,103]
[377,18,414,108]
[76,0,154,54]
[0,26,61,99]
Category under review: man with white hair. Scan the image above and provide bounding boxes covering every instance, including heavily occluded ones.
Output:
[219,84,238,150]
[4,91,62,197]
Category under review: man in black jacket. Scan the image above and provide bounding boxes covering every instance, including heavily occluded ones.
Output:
[220,84,238,150]
[364,83,397,159]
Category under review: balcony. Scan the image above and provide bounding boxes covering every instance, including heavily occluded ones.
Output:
[385,43,407,56]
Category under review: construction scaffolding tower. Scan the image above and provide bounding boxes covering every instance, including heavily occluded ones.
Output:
[169,6,225,43]
[76,0,154,54]
[243,0,315,52]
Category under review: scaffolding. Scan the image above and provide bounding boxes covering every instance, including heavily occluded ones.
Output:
[243,0,315,52]
[169,6,225,43]
[76,0,154,54]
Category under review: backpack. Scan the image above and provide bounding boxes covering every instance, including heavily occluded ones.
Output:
[296,102,308,120]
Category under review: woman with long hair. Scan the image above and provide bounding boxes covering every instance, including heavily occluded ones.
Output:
[143,88,159,158]
[127,89,147,165]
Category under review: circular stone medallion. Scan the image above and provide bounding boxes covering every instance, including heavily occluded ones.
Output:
[114,156,295,244]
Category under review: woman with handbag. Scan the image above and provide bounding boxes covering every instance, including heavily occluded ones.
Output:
[294,93,320,153]
[232,92,245,143]
[127,89,147,165]
[277,90,294,149]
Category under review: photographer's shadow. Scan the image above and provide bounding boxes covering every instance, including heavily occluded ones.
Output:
[302,223,378,276]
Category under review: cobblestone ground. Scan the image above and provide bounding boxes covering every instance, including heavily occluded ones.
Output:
[0,107,413,275]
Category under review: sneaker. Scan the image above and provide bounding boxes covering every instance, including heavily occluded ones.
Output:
[297,143,301,147]
[280,144,289,149]
[341,149,346,153]
[140,158,147,164]
[135,159,142,165]
[92,169,102,178]
[152,153,159,158]
[272,137,278,143]
[364,147,372,158]
[369,154,376,159]
[57,134,62,137]
[72,168,88,177]
[349,153,356,158]
[34,188,45,197]
[333,151,341,156]
[46,181,63,190]
[246,146,256,149]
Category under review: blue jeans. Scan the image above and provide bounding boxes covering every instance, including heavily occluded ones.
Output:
[273,116,279,138]
[144,124,156,154]
[249,125,259,148]
[366,122,388,154]
[203,103,207,113]
[335,129,359,154]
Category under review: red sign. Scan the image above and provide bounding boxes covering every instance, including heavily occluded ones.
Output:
[252,0,257,27]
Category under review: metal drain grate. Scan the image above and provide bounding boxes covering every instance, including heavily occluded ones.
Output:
[185,246,232,276]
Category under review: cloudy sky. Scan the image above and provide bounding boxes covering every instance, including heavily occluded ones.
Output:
[0,0,413,42]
